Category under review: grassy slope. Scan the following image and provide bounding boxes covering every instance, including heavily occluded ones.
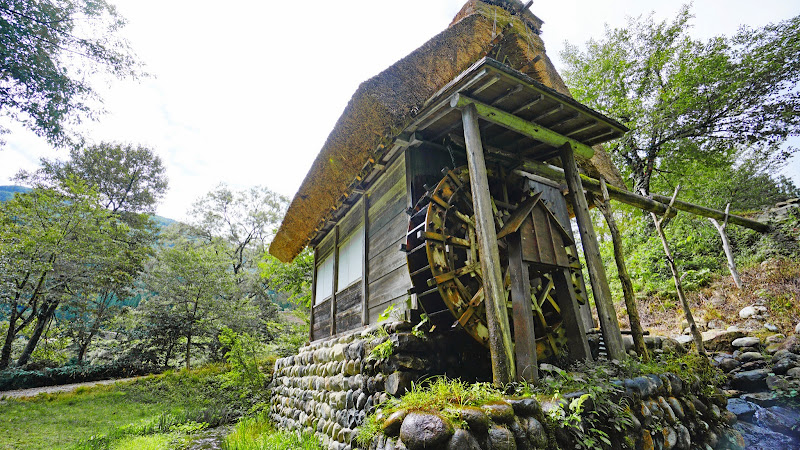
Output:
[631,259,800,337]
[0,366,247,449]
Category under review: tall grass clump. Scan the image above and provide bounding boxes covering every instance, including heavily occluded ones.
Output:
[223,410,322,450]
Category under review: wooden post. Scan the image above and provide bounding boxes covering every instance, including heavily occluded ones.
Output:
[597,179,649,362]
[709,204,742,289]
[362,196,370,325]
[461,103,516,385]
[507,232,538,383]
[331,226,339,336]
[650,187,706,356]
[310,247,318,342]
[559,143,625,360]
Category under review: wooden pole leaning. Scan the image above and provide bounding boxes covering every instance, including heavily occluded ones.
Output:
[559,143,626,360]
[460,103,516,385]
[507,232,538,383]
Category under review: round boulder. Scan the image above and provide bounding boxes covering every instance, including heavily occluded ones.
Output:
[399,412,454,450]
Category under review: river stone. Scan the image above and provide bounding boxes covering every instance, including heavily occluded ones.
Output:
[454,407,490,434]
[482,401,516,424]
[732,336,761,348]
[518,416,547,447]
[675,424,691,450]
[506,398,542,417]
[719,357,742,372]
[740,392,779,407]
[765,323,779,332]
[662,426,677,450]
[446,429,481,450]
[487,425,517,450]
[779,335,800,354]
[702,329,745,351]
[382,410,408,437]
[399,413,453,450]
[667,397,685,419]
[658,396,678,424]
[731,368,771,391]
[384,371,414,396]
[727,398,759,420]
[390,333,426,353]
[787,367,800,379]
[735,421,793,449]
[756,406,800,437]
[738,351,765,363]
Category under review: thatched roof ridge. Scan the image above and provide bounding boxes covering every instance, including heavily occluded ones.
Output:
[269,1,625,262]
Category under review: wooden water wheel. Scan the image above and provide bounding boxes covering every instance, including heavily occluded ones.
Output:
[406,167,585,360]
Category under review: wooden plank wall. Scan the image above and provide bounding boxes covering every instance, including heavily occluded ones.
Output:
[335,283,362,333]
[366,154,412,324]
[312,298,331,341]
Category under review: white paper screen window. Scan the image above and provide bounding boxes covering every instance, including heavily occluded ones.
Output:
[314,253,333,305]
[337,226,364,290]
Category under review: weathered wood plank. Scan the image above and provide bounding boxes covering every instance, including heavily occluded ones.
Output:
[312,298,331,341]
[335,283,362,334]
[461,103,516,385]
[368,265,412,310]
[560,143,625,360]
[338,199,363,242]
[553,268,592,361]
[369,194,406,236]
[367,210,407,255]
[507,233,538,383]
[362,197,369,326]
[452,94,594,159]
[368,236,406,282]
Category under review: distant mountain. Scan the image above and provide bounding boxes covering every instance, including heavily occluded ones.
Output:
[0,185,31,202]
[0,185,177,227]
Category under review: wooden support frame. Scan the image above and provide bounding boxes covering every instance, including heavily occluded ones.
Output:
[516,160,769,233]
[552,268,593,361]
[451,94,595,159]
[310,247,318,342]
[507,233,538,383]
[361,196,370,325]
[461,103,516,385]
[559,143,625,360]
[331,226,339,336]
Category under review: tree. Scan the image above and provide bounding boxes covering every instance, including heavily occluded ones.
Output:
[9,143,167,365]
[0,179,130,368]
[32,143,168,216]
[260,248,314,310]
[561,6,800,195]
[139,241,235,369]
[188,184,288,278]
[0,0,144,147]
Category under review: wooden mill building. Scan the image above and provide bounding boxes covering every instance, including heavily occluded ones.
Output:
[269,0,632,382]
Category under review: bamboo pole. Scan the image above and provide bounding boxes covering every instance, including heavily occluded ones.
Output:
[596,179,649,362]
[650,187,706,356]
[461,103,516,385]
[560,144,626,360]
[709,204,743,289]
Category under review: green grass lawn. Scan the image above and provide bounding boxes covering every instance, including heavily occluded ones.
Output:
[0,366,250,450]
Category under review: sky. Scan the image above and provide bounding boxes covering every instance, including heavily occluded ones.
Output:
[1,0,799,220]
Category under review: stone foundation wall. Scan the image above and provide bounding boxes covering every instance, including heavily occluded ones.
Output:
[375,371,744,450]
[270,321,482,450]
[271,322,744,450]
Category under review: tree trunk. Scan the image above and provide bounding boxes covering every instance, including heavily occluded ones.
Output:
[709,205,742,289]
[17,300,59,366]
[0,311,19,369]
[650,187,706,356]
[595,181,650,362]
[185,331,192,370]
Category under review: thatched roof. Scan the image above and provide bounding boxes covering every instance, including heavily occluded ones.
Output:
[269,0,626,263]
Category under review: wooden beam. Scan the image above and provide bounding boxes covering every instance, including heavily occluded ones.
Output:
[451,94,595,159]
[515,160,769,232]
[559,143,625,360]
[461,103,516,385]
[507,232,538,383]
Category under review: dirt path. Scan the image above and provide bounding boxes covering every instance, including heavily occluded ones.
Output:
[0,376,143,399]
